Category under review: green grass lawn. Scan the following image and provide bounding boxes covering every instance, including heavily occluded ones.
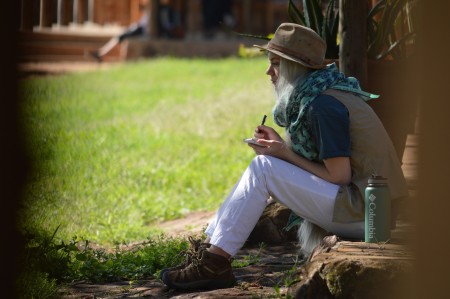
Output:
[19,57,279,246]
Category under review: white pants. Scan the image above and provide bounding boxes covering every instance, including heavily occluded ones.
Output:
[205,155,364,256]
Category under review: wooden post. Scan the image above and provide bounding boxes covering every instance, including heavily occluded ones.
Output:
[186,0,202,38]
[148,0,159,38]
[339,0,369,89]
[87,0,95,23]
[39,0,53,28]
[57,0,63,25]
[243,0,251,33]
[57,0,71,26]
[73,0,79,24]
[20,0,34,30]
[73,0,86,25]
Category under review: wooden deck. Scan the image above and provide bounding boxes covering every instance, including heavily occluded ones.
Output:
[17,28,261,63]
[18,29,122,62]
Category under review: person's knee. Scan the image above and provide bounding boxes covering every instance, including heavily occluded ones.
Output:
[251,155,269,166]
[249,155,274,174]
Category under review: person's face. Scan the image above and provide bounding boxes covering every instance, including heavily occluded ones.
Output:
[266,53,281,86]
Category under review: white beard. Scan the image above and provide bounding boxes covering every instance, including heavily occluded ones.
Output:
[272,76,295,127]
[274,76,294,105]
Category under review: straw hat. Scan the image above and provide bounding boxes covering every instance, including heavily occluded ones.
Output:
[254,23,327,69]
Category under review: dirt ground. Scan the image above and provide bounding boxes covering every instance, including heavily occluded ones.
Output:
[58,211,302,299]
[156,210,215,238]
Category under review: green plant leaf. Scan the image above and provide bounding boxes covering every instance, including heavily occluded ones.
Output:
[303,0,324,34]
[376,31,415,60]
[235,32,270,41]
[367,0,415,60]
[324,0,339,59]
[287,0,339,59]
[50,224,61,242]
[68,244,79,252]
[76,253,87,261]
[288,0,305,25]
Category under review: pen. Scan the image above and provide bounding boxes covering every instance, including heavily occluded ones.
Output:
[261,114,267,126]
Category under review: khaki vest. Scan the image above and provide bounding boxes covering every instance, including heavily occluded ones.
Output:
[322,89,409,223]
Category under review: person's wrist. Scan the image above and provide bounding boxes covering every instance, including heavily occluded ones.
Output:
[278,142,290,159]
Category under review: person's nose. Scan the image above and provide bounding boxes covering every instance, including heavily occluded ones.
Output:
[266,65,273,76]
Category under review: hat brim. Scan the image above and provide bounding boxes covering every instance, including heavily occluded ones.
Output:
[253,44,327,69]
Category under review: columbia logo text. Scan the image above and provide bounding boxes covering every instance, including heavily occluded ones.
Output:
[368,194,377,239]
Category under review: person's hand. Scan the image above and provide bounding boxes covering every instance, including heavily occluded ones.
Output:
[247,125,289,158]
[253,125,282,141]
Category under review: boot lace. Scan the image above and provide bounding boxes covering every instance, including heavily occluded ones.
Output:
[175,236,208,264]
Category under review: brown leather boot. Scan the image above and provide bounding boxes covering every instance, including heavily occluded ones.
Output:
[159,236,210,279]
[162,249,235,290]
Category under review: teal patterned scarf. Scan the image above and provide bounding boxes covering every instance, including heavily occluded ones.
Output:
[273,63,378,161]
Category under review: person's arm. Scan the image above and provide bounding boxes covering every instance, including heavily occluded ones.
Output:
[282,146,351,185]
[249,131,351,185]
[249,95,352,185]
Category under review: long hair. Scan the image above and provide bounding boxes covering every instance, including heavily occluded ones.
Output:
[272,57,327,257]
[272,57,310,127]
[274,58,309,102]
[297,220,328,257]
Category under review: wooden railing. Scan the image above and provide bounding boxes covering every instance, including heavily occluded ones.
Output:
[18,0,291,37]
[19,0,142,31]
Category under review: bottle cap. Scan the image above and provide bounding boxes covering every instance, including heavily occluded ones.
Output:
[368,175,387,184]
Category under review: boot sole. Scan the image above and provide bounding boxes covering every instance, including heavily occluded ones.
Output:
[162,272,236,290]
[159,266,184,280]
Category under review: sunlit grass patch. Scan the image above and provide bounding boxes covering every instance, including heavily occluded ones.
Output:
[19,57,279,246]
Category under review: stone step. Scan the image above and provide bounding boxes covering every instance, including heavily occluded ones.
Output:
[289,236,414,298]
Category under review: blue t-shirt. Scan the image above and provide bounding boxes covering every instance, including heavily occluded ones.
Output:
[306,94,351,160]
